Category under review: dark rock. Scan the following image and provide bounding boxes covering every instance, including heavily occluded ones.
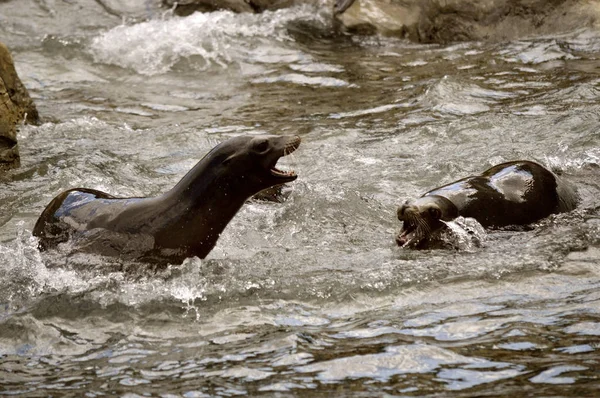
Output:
[0,42,39,169]
[335,0,600,43]
[163,0,315,15]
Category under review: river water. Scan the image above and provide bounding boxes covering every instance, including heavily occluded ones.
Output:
[1,0,600,396]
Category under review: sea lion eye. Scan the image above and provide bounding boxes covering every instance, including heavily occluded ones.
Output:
[428,207,442,220]
[254,139,269,153]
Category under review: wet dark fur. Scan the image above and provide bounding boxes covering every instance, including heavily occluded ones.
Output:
[397,161,579,247]
[33,135,300,264]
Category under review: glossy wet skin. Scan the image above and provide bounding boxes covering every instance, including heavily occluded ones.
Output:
[396,161,578,248]
[33,135,301,263]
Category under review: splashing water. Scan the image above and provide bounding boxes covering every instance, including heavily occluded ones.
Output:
[90,5,330,75]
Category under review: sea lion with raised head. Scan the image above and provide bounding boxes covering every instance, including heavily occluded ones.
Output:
[33,134,301,263]
[396,160,578,248]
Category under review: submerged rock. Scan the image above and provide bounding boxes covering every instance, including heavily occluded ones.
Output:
[0,42,39,169]
[334,0,600,43]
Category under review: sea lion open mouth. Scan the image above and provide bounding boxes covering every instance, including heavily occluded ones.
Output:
[396,196,451,248]
[268,136,300,181]
[270,166,297,178]
[396,212,431,248]
[396,223,417,247]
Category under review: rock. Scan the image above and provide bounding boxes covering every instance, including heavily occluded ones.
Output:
[162,0,317,15]
[0,77,20,168]
[0,42,39,169]
[95,0,163,19]
[335,0,600,43]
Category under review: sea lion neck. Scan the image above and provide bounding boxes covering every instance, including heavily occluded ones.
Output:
[155,147,250,227]
[164,145,233,201]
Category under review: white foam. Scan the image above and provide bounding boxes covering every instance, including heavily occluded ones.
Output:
[0,222,93,305]
[90,6,328,75]
[252,73,352,87]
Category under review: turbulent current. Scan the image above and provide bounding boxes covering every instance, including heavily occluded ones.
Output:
[1,0,599,395]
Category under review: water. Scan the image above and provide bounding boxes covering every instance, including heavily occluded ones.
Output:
[1,0,600,395]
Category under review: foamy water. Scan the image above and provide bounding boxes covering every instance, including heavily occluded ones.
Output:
[90,5,331,75]
[1,1,600,395]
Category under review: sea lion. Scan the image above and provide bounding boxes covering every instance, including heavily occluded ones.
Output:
[33,134,301,263]
[396,160,579,248]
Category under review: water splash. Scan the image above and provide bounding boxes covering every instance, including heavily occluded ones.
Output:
[441,217,487,251]
[89,5,329,75]
[0,222,88,310]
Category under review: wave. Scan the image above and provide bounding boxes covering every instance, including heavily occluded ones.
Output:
[89,5,330,75]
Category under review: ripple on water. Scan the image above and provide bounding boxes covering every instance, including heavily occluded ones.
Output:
[529,365,588,385]
[501,40,577,64]
[2,8,600,395]
[297,343,520,385]
[419,76,517,116]
[252,73,353,87]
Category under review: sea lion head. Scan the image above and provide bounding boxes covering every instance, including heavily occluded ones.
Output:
[395,195,459,247]
[207,134,301,195]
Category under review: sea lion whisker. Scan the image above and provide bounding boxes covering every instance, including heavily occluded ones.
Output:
[414,218,431,239]
[284,138,301,155]
[284,146,293,156]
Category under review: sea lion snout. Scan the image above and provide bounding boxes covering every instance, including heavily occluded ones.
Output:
[259,135,301,184]
[397,200,411,220]
[397,199,442,221]
[395,196,459,247]
[283,135,301,155]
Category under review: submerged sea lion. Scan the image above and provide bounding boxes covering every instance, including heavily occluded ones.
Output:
[33,135,301,263]
[396,160,579,248]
